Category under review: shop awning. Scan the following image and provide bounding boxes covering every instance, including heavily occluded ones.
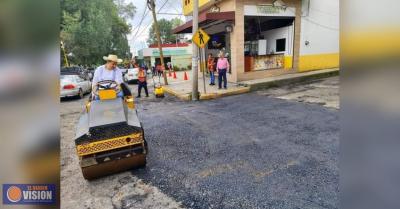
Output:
[172,11,235,34]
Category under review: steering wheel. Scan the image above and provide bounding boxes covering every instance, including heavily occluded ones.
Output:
[93,80,121,96]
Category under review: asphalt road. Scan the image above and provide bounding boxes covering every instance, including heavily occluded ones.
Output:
[133,92,338,209]
[61,77,339,209]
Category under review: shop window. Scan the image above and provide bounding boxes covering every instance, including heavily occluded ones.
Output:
[208,34,225,49]
[276,38,286,52]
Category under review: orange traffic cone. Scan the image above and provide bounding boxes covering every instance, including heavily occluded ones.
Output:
[173,71,177,79]
[184,71,188,80]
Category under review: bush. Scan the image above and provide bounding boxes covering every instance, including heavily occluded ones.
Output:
[172,65,179,71]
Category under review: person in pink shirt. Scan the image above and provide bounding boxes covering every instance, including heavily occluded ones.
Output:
[216,51,230,89]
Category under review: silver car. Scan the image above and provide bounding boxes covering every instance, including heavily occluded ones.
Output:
[123,68,139,84]
[60,75,91,99]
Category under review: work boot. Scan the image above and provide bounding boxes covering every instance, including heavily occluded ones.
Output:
[136,95,141,98]
[145,95,149,97]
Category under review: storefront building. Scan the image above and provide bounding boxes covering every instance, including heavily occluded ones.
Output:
[173,0,339,82]
[137,43,192,70]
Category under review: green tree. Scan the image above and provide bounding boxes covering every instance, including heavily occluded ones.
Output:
[60,0,134,66]
[114,0,136,21]
[147,18,183,45]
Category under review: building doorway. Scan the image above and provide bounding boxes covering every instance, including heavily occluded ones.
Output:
[244,16,295,72]
[155,57,171,69]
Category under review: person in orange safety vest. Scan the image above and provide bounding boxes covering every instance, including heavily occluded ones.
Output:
[136,66,149,98]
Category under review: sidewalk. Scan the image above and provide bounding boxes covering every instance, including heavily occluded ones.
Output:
[159,68,339,101]
[239,68,339,91]
[160,70,250,101]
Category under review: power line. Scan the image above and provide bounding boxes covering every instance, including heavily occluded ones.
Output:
[166,0,182,14]
[157,0,169,13]
[134,0,169,42]
[135,21,153,41]
[131,3,150,41]
[286,7,339,31]
[303,17,339,31]
[132,0,171,50]
[157,12,183,15]
[309,7,338,17]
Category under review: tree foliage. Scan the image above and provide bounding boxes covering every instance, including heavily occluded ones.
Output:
[60,0,135,66]
[147,18,183,45]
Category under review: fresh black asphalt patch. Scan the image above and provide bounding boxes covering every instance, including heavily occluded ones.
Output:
[132,92,339,209]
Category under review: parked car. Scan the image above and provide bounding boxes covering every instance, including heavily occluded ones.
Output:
[60,74,91,99]
[120,68,128,75]
[124,68,139,84]
[86,67,95,81]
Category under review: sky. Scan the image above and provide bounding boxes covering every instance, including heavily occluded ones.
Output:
[125,0,186,56]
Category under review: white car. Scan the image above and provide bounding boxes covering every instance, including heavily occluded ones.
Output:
[60,74,92,99]
[124,68,139,84]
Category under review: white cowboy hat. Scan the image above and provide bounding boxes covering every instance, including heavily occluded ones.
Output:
[103,54,123,63]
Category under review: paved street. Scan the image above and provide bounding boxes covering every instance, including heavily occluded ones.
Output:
[61,76,339,209]
[256,76,339,109]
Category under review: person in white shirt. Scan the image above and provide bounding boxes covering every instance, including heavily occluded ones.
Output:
[92,54,124,99]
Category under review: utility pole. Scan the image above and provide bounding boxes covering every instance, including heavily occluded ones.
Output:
[60,41,70,67]
[147,0,168,85]
[192,0,199,100]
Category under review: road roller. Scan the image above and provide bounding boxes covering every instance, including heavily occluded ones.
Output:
[74,80,147,180]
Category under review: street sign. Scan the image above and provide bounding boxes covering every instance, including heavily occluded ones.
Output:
[192,28,210,48]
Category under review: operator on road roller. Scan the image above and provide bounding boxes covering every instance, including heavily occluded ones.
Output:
[74,54,148,180]
[92,54,126,99]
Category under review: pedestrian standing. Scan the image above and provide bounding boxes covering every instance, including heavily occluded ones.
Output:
[152,64,156,76]
[167,61,172,71]
[207,53,215,85]
[156,64,160,76]
[136,66,149,98]
[216,51,230,89]
[157,64,163,77]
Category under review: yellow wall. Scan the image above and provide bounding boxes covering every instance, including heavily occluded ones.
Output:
[284,56,293,69]
[298,53,339,72]
[183,0,213,15]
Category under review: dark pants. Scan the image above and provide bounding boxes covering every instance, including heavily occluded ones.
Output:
[218,69,227,88]
[138,81,148,97]
[120,83,132,96]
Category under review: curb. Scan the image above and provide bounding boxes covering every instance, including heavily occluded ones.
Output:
[242,69,339,91]
[163,86,190,101]
[164,86,250,101]
[200,87,250,100]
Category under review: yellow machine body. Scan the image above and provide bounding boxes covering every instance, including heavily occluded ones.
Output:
[154,86,164,98]
[124,96,135,109]
[76,132,143,157]
[98,89,117,100]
